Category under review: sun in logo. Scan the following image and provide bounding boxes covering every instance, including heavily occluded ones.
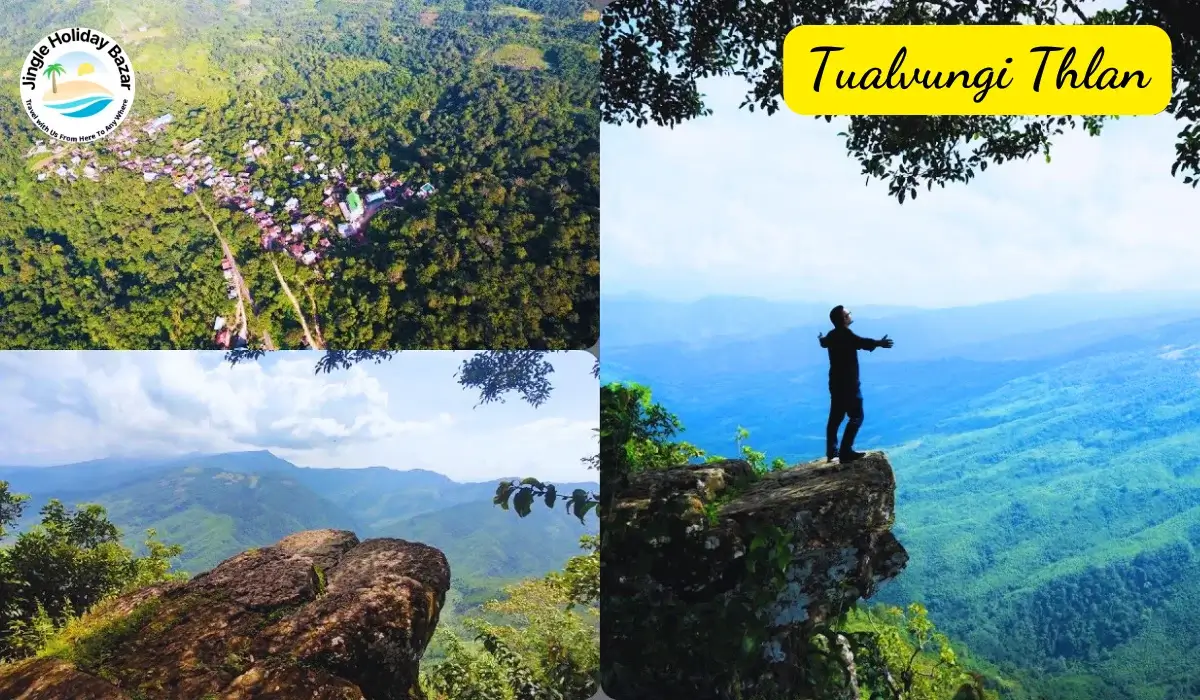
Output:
[40,51,115,119]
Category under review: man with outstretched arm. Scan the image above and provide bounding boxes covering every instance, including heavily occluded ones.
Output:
[818,305,894,463]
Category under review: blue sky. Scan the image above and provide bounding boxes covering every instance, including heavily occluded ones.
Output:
[0,351,598,483]
[602,75,1200,308]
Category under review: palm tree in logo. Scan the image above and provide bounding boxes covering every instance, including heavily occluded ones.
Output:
[43,63,66,94]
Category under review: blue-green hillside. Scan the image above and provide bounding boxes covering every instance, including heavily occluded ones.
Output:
[606,295,1200,700]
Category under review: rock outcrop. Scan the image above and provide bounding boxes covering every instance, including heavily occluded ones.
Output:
[602,452,907,700]
[0,530,451,700]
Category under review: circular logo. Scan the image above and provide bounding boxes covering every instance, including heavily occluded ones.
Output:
[19,27,136,143]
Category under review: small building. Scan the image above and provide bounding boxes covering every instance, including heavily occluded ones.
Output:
[223,269,234,280]
[36,173,47,181]
[301,250,318,265]
[144,172,157,182]
[264,197,275,207]
[419,183,436,197]
[215,328,231,348]
[145,114,174,133]
[339,202,352,220]
[337,223,353,237]
[365,191,385,204]
[346,190,364,219]
[251,190,264,201]
[291,223,305,235]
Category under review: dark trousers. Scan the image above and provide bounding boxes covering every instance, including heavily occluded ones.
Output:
[826,386,864,458]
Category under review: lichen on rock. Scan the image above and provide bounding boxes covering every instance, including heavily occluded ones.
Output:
[603,452,908,700]
[0,529,451,700]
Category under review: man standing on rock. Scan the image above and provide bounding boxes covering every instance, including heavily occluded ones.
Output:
[818,305,893,463]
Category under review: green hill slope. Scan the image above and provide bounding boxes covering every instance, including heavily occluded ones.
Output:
[84,466,363,574]
[877,328,1200,700]
[618,313,1200,700]
[378,494,598,581]
[1,453,599,603]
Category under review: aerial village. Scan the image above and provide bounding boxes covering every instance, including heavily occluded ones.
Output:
[27,112,437,349]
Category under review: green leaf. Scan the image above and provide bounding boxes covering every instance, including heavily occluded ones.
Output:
[572,499,597,523]
[493,481,514,506]
[513,488,534,517]
[542,484,557,509]
[520,477,543,488]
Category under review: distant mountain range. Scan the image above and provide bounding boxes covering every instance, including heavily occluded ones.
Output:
[605,291,1200,700]
[0,452,598,589]
[602,290,1200,354]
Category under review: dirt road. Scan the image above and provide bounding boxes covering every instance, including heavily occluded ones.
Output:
[194,193,277,351]
[271,258,322,350]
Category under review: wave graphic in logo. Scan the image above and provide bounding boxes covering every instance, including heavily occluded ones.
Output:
[42,80,114,119]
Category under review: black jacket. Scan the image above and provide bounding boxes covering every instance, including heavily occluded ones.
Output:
[819,326,882,392]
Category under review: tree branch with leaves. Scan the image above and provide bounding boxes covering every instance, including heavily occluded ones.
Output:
[226,349,601,520]
[602,0,1197,201]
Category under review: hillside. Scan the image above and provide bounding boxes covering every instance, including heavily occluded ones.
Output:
[381,495,596,581]
[0,0,599,350]
[85,467,363,574]
[610,299,1200,700]
[0,452,599,587]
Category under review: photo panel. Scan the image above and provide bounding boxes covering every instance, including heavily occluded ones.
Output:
[0,349,599,698]
[599,28,1200,700]
[1,0,599,351]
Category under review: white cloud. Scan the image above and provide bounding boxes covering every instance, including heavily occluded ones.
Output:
[0,352,598,483]
[602,76,1199,307]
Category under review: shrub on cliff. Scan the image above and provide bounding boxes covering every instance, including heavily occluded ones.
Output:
[0,485,184,661]
[422,536,599,700]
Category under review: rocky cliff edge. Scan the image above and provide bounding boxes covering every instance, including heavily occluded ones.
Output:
[603,452,908,699]
[0,530,450,700]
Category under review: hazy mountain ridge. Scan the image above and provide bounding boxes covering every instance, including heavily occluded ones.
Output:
[611,292,1200,700]
[0,452,598,582]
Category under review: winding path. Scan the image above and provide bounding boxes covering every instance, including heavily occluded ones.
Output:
[193,192,277,351]
[271,258,322,350]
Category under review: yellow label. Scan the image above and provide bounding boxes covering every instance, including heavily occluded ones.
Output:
[782,25,1172,116]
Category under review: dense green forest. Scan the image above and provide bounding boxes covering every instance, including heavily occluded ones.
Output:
[0,0,598,350]
[603,308,1200,700]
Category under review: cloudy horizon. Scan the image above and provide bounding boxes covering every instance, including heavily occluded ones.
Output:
[0,351,598,483]
[602,74,1200,308]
